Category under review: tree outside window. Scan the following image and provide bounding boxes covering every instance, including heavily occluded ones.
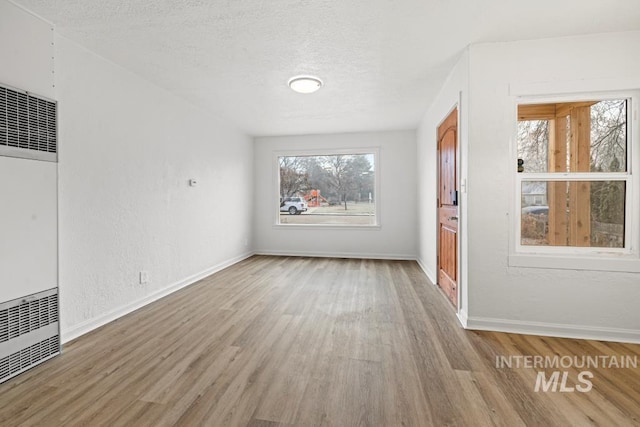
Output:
[278,153,376,226]
[517,99,628,248]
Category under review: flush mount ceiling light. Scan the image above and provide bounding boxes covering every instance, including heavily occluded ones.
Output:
[288,76,323,94]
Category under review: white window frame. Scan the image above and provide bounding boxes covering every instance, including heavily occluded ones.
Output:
[273,147,381,230]
[509,91,640,273]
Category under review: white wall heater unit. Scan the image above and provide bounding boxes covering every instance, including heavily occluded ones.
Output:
[0,289,60,382]
[0,83,60,383]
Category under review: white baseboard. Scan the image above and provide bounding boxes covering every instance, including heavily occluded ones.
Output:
[465,316,640,344]
[254,249,415,261]
[456,309,469,328]
[61,251,255,344]
[415,257,437,285]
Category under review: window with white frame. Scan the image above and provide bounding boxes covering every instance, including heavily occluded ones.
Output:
[516,96,636,251]
[277,151,377,226]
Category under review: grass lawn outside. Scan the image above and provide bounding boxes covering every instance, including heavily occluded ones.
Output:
[279,202,375,225]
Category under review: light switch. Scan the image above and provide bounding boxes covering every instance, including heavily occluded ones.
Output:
[139,271,149,284]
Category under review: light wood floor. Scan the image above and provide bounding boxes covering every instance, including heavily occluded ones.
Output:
[1,256,639,426]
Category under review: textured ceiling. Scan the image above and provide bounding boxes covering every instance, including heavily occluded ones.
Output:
[13,0,640,136]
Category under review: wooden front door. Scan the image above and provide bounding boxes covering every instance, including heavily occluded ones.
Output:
[437,108,458,308]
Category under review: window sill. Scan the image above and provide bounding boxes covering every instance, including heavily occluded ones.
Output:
[508,253,640,273]
[273,223,381,231]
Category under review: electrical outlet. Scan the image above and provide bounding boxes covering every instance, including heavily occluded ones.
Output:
[139,271,149,284]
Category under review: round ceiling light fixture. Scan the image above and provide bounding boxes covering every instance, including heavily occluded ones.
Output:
[288,75,323,94]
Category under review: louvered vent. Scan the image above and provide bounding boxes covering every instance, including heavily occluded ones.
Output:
[0,336,59,381]
[0,289,60,384]
[0,84,57,162]
[0,293,58,343]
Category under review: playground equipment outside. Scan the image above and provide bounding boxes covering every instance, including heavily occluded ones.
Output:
[303,189,329,207]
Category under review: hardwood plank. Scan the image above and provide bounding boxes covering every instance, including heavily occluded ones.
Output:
[548,117,568,245]
[246,419,285,427]
[0,256,638,426]
[463,371,527,427]
[518,103,557,120]
[569,106,592,246]
[555,101,598,118]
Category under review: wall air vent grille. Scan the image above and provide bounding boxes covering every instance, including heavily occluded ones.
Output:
[0,293,58,343]
[0,289,60,384]
[0,84,57,162]
[0,336,59,382]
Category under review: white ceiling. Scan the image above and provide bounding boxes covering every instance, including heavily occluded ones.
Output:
[14,0,640,136]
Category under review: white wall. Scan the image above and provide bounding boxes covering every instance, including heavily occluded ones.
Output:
[416,49,469,315]
[254,131,417,259]
[1,0,254,341]
[464,31,640,342]
[55,36,253,341]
